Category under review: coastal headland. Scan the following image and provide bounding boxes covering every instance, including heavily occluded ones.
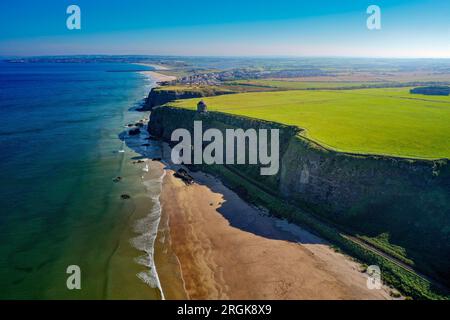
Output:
[140,70,176,83]
[137,60,449,300]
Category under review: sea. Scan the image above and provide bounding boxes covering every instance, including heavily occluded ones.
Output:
[0,61,164,299]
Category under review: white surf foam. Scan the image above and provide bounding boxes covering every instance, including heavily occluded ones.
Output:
[130,168,166,300]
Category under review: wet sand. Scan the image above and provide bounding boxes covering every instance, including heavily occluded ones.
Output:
[155,164,392,300]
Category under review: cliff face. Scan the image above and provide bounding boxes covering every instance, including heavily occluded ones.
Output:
[142,88,204,111]
[149,106,450,282]
[149,106,298,189]
[142,87,236,111]
[280,137,449,216]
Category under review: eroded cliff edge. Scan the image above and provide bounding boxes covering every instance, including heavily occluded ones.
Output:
[149,106,450,294]
[142,87,235,111]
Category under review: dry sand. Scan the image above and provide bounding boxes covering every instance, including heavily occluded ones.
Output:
[135,62,176,83]
[154,165,393,300]
[140,71,176,83]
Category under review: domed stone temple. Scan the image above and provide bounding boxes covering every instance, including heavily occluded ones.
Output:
[197,100,208,113]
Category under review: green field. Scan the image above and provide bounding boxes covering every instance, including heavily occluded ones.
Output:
[169,87,450,159]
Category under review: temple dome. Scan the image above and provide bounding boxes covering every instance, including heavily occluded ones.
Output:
[197,100,208,113]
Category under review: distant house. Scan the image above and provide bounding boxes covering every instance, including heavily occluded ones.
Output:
[197,100,208,113]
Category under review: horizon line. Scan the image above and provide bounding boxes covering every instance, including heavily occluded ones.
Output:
[2,53,450,60]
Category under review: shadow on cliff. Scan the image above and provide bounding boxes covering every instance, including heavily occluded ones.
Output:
[343,198,450,290]
[189,168,328,245]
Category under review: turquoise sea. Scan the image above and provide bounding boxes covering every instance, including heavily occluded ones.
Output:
[0,61,163,299]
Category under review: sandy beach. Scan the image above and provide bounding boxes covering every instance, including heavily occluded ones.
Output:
[140,70,176,83]
[135,62,177,83]
[154,161,393,300]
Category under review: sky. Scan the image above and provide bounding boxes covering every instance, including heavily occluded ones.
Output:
[0,0,449,58]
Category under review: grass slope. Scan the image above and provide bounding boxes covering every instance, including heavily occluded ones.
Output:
[170,87,450,159]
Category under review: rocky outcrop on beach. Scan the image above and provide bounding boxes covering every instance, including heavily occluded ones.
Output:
[173,168,194,185]
[128,128,141,136]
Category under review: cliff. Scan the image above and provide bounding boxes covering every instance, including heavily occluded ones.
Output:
[142,86,235,111]
[149,106,450,288]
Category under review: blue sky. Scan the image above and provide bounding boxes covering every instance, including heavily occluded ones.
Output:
[0,0,449,57]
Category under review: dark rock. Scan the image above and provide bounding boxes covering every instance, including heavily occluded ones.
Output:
[113,176,122,183]
[147,135,159,141]
[152,157,162,161]
[173,168,194,185]
[128,128,141,136]
[120,194,131,200]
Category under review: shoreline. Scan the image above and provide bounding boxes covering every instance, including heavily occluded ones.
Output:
[141,161,167,300]
[105,118,166,299]
[134,63,176,83]
[153,148,394,299]
[134,63,171,71]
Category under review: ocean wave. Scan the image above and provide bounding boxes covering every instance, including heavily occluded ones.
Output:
[137,270,160,290]
[130,168,166,299]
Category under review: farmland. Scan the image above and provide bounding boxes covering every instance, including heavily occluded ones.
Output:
[225,79,394,90]
[169,87,450,159]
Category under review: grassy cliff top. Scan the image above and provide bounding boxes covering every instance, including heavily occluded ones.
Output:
[169,87,450,159]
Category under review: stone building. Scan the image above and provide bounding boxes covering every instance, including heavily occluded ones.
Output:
[197,100,208,113]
